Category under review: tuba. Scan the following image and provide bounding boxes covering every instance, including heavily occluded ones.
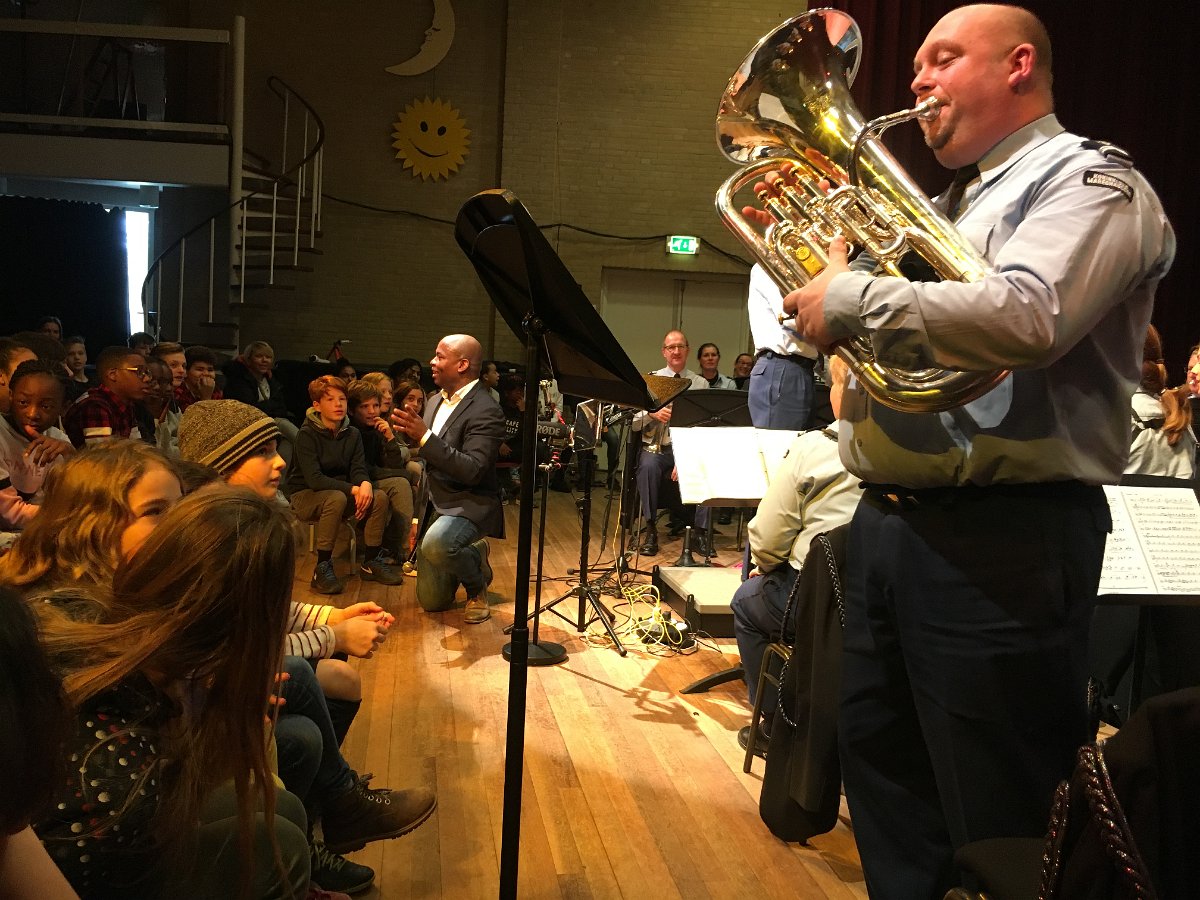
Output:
[715,9,1008,413]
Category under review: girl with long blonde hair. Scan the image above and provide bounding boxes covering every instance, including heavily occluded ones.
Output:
[0,441,179,592]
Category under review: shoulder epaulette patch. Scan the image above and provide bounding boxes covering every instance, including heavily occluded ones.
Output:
[1083,170,1134,202]
[1080,139,1134,168]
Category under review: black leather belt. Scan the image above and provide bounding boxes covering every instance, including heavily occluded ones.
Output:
[864,480,1098,509]
[757,349,815,368]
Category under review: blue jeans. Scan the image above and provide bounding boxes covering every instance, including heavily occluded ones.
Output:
[748,352,814,430]
[730,565,800,710]
[275,656,353,809]
[417,512,484,611]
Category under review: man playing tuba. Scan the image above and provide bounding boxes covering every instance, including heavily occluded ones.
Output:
[744,5,1173,896]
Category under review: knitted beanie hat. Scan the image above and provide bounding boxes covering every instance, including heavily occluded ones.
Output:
[178,399,280,476]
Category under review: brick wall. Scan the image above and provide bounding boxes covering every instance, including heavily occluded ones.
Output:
[199,0,805,365]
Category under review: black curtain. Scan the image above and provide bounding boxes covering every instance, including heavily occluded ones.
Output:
[0,196,130,349]
[824,1,1197,380]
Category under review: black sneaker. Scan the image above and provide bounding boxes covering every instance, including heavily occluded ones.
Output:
[359,555,403,585]
[310,840,374,895]
[311,560,344,595]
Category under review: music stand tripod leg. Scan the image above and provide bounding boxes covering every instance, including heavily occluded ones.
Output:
[540,446,627,655]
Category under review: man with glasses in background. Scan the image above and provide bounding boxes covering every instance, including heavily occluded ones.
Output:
[631,330,710,556]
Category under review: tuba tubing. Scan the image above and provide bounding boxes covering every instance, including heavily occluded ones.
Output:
[715,9,1009,414]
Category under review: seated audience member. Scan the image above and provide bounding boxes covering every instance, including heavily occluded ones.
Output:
[32,490,311,898]
[632,329,711,556]
[62,347,151,447]
[347,379,415,561]
[61,336,93,404]
[287,375,402,594]
[392,378,427,490]
[176,400,430,892]
[0,361,73,530]
[730,356,862,757]
[1128,324,1196,478]
[360,371,394,418]
[223,341,299,455]
[481,360,501,403]
[0,587,78,900]
[150,340,187,390]
[334,359,357,383]
[496,373,526,499]
[389,334,504,624]
[387,358,423,391]
[0,337,37,416]
[35,316,63,342]
[174,345,222,412]
[697,343,737,389]
[136,355,181,456]
[0,441,179,594]
[126,331,155,356]
[732,352,754,390]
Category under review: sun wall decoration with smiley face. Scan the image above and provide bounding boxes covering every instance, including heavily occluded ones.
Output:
[391,98,470,181]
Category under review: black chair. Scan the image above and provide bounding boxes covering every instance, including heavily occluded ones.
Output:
[945,685,1200,900]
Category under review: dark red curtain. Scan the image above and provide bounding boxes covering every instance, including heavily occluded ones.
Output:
[823,1,1197,379]
[0,196,129,350]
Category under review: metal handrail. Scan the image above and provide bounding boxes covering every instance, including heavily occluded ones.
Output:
[140,74,325,341]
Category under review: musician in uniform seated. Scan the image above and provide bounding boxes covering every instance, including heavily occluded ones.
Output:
[743,5,1174,895]
[630,329,709,557]
[730,356,861,757]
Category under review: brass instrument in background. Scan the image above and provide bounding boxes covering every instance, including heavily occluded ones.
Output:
[715,9,1008,413]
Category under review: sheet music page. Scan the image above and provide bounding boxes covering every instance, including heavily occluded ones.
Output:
[1099,485,1200,595]
[669,427,768,504]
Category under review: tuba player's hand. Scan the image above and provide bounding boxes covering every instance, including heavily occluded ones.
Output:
[782,235,848,352]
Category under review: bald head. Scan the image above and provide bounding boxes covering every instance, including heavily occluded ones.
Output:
[951,4,1052,88]
[431,333,484,392]
[913,4,1054,168]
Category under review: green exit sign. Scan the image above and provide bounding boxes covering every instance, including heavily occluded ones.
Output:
[667,235,700,255]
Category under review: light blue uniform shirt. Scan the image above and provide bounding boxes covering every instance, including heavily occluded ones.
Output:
[823,114,1176,488]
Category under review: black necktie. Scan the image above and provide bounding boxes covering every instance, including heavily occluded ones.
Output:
[674,373,681,378]
[943,163,980,218]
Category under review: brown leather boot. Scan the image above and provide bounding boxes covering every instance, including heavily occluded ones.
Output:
[320,772,437,854]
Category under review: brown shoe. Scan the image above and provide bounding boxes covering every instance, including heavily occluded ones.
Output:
[321,772,437,855]
[464,595,491,624]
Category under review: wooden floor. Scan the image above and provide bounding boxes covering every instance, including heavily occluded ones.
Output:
[299,481,866,899]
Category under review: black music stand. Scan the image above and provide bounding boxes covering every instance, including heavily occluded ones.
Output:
[669,388,754,567]
[660,388,757,692]
[455,189,688,900]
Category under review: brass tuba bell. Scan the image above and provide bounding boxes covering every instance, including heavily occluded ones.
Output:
[715,9,1008,413]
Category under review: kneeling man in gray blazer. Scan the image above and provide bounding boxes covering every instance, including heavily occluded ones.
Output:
[391,333,505,623]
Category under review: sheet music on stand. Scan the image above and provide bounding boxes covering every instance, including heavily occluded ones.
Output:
[1099,485,1200,595]
[668,426,801,505]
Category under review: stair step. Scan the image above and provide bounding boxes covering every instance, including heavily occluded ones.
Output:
[239,263,314,273]
[231,282,297,292]
[197,321,239,329]
[237,242,323,255]
[238,227,324,239]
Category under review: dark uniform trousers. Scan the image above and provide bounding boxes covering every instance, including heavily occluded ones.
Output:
[839,482,1110,898]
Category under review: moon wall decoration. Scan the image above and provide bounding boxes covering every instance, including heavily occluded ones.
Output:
[386,0,455,76]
